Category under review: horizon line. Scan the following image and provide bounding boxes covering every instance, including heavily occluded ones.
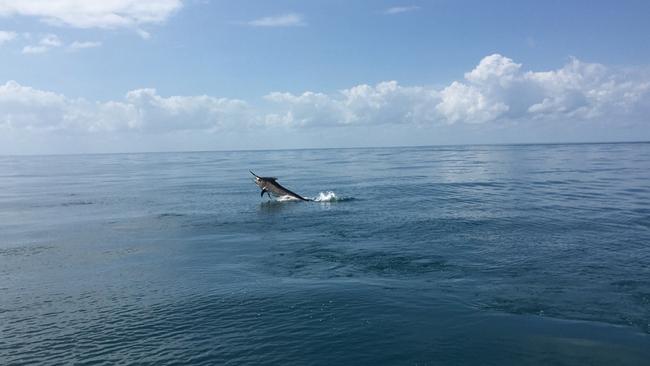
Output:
[2,140,649,158]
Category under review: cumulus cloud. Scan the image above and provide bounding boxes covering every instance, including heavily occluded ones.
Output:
[436,82,508,124]
[22,34,62,54]
[1,55,649,135]
[0,30,16,45]
[246,13,306,27]
[384,6,420,15]
[264,81,439,127]
[0,81,251,133]
[264,54,650,127]
[459,54,650,122]
[0,0,182,29]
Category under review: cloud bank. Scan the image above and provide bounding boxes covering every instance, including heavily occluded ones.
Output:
[1,54,649,136]
[265,54,650,127]
[0,82,251,133]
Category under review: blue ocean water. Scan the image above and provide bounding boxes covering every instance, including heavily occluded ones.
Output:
[1,143,650,365]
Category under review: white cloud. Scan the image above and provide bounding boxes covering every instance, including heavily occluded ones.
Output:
[40,34,62,47]
[122,88,251,132]
[21,45,48,54]
[68,41,102,50]
[460,54,650,121]
[246,13,305,27]
[264,81,439,127]
[0,0,182,29]
[264,54,650,126]
[1,55,649,135]
[0,30,16,45]
[384,6,420,15]
[0,81,251,133]
[436,82,508,124]
[22,34,62,54]
[464,53,521,86]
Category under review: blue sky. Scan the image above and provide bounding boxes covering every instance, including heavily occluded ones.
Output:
[1,0,649,154]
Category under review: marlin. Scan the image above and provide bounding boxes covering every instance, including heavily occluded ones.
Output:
[250,171,311,201]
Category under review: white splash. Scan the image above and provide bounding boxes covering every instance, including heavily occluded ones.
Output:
[276,195,301,202]
[271,191,350,202]
[313,191,338,202]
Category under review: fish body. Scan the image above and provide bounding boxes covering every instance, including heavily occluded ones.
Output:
[250,171,310,201]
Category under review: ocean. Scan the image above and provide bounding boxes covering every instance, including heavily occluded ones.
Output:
[1,143,649,365]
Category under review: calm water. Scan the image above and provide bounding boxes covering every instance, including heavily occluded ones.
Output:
[1,143,650,365]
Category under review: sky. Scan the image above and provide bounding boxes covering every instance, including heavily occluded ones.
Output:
[1,0,649,155]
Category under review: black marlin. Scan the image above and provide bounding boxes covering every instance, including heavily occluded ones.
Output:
[250,171,310,201]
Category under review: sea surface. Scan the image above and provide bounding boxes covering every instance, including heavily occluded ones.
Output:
[1,143,650,365]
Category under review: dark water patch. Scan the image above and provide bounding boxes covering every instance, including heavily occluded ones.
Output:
[0,245,54,257]
[483,295,650,335]
[623,187,650,194]
[3,284,649,365]
[156,212,186,219]
[611,280,650,289]
[61,200,94,207]
[264,244,451,280]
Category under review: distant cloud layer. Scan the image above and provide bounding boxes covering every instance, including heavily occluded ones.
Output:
[0,82,250,132]
[1,54,649,134]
